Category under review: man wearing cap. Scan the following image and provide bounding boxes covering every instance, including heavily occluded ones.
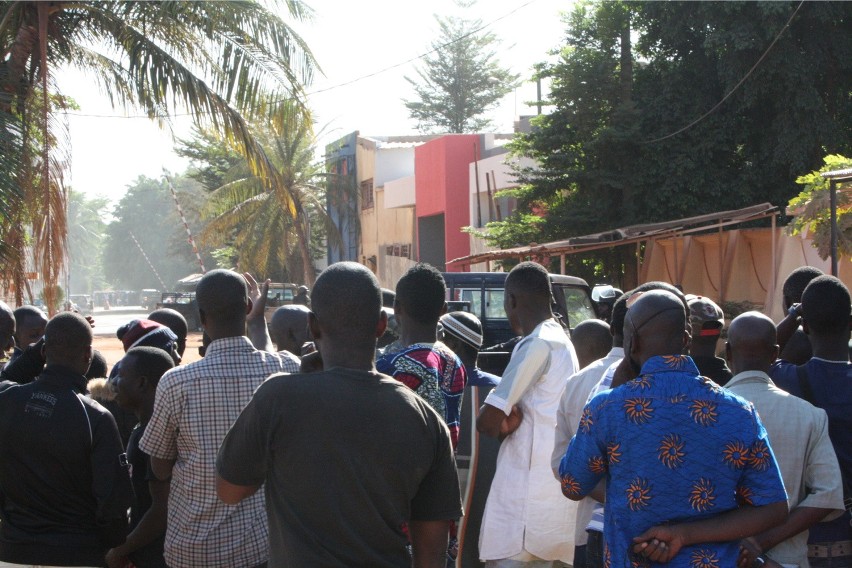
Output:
[439,311,500,566]
[686,295,732,386]
[116,319,181,366]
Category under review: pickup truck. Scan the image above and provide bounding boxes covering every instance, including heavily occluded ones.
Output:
[442,271,598,375]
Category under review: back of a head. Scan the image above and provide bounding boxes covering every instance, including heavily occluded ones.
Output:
[727,311,777,372]
[783,266,824,308]
[395,263,446,325]
[85,349,108,379]
[440,311,483,357]
[506,261,552,306]
[312,262,382,343]
[625,290,688,358]
[44,312,93,366]
[270,305,311,350]
[148,308,188,341]
[571,319,612,368]
[124,346,176,386]
[196,269,248,324]
[13,305,48,329]
[610,293,629,343]
[802,275,851,337]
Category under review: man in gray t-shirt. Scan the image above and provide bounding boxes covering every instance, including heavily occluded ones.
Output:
[217,262,461,568]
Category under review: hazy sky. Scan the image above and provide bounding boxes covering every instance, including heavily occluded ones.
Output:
[57,0,571,207]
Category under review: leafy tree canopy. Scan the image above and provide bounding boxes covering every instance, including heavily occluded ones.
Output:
[485,0,852,282]
[403,1,520,133]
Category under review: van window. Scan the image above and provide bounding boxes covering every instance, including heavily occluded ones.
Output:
[555,285,596,327]
[267,286,294,308]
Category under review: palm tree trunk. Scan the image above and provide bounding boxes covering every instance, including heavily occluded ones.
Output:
[294,209,315,285]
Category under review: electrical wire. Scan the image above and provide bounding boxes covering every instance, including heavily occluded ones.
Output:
[642,0,804,144]
[58,0,541,120]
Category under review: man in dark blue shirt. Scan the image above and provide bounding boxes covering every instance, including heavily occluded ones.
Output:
[770,275,852,567]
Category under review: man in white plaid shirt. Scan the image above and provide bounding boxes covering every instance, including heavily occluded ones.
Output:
[140,270,299,568]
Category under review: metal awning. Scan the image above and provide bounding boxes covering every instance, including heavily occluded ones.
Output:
[449,202,778,266]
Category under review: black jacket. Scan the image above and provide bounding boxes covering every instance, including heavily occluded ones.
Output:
[0,365,132,566]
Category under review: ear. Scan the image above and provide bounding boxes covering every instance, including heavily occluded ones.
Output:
[724,342,732,364]
[802,318,809,335]
[440,302,448,317]
[308,311,321,342]
[245,299,253,315]
[375,310,388,339]
[199,308,207,328]
[681,329,691,353]
[770,343,780,364]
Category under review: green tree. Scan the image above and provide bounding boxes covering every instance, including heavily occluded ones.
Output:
[67,191,109,295]
[787,154,852,260]
[102,175,215,291]
[403,1,519,133]
[197,104,339,285]
[485,0,852,283]
[0,1,317,310]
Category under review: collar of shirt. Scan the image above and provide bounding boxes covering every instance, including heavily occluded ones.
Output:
[204,335,257,357]
[726,369,773,389]
[605,347,624,359]
[639,354,700,376]
[38,364,88,393]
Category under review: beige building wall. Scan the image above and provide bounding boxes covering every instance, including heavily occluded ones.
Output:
[641,227,851,322]
[373,187,417,289]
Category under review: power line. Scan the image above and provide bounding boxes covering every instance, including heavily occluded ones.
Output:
[642,0,804,145]
[58,0,541,120]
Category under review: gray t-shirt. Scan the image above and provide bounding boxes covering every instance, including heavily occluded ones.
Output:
[217,368,462,567]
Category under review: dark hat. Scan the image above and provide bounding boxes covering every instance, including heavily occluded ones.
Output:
[685,295,725,336]
[117,319,178,352]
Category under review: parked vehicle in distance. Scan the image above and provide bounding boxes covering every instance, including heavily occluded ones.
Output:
[263,283,298,323]
[140,289,160,311]
[158,291,201,331]
[68,294,93,315]
[442,272,597,375]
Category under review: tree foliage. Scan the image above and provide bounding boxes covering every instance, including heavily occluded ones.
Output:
[0,0,317,309]
[485,0,852,282]
[787,154,852,260]
[102,175,215,291]
[67,191,109,295]
[403,2,519,133]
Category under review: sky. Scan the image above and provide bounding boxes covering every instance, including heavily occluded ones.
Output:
[57,0,572,209]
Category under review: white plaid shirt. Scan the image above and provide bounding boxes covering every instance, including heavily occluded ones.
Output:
[140,336,299,568]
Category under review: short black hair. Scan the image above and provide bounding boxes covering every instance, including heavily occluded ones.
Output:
[13,305,47,328]
[43,312,92,359]
[782,266,824,306]
[123,346,175,386]
[610,293,629,338]
[313,262,382,341]
[395,263,446,325]
[196,269,248,323]
[148,308,188,340]
[85,349,108,379]
[802,275,851,336]
[506,261,552,300]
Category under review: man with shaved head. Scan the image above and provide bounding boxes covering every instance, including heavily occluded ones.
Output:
[0,312,132,566]
[726,312,844,568]
[217,262,461,567]
[770,275,852,566]
[477,261,579,567]
[571,319,612,370]
[140,269,299,568]
[560,290,788,567]
[269,304,310,356]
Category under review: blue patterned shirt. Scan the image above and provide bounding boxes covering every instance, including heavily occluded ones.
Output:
[560,355,787,568]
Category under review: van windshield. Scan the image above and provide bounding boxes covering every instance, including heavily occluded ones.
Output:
[555,285,596,327]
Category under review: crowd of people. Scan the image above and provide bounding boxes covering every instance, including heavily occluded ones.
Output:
[0,260,848,568]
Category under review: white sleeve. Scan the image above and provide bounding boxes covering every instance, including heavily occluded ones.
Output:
[485,337,550,415]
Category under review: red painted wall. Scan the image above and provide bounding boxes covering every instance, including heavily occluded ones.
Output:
[415,135,479,272]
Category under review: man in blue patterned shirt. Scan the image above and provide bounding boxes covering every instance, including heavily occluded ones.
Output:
[560,290,788,567]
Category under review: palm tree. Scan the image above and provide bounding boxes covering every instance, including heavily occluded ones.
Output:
[201,103,339,285]
[0,1,316,312]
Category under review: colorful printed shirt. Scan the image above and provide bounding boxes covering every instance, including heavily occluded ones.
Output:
[560,355,787,568]
[376,341,466,448]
